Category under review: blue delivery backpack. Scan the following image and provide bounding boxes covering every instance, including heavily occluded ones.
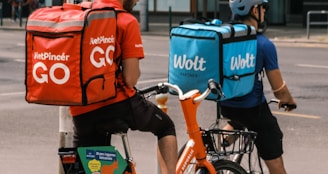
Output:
[168,20,257,100]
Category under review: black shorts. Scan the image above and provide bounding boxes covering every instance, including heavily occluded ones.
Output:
[220,102,283,160]
[72,93,176,147]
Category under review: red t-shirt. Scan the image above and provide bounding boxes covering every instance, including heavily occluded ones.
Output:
[70,1,144,116]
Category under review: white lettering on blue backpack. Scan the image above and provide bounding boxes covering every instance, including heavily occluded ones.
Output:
[173,54,206,71]
[230,53,255,70]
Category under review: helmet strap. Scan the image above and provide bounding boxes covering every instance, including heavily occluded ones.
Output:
[250,5,267,34]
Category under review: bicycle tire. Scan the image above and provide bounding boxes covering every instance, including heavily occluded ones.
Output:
[196,159,248,174]
[178,143,247,174]
[217,126,264,173]
[229,147,265,174]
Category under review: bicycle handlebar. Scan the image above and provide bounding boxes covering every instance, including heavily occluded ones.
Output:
[268,99,297,109]
[137,83,169,95]
[194,79,223,103]
[138,81,296,110]
[138,79,223,102]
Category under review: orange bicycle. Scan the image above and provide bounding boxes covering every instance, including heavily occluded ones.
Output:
[58,79,247,174]
[140,79,247,174]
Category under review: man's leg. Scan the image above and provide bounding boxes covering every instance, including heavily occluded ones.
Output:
[264,156,287,174]
[158,135,178,174]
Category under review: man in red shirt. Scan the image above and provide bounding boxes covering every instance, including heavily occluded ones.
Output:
[70,0,178,173]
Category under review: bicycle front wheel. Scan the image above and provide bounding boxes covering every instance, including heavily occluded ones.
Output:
[196,159,247,174]
[224,142,265,174]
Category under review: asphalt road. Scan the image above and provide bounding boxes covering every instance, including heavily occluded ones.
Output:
[0,30,328,174]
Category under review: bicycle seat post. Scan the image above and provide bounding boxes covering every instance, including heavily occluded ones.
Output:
[120,132,133,162]
[97,119,133,162]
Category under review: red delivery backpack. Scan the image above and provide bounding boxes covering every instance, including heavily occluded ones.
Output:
[25,2,121,106]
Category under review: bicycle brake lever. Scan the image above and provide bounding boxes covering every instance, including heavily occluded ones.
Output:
[207,79,224,97]
[158,85,169,94]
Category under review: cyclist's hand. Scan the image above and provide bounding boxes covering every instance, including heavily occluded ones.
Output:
[278,101,297,112]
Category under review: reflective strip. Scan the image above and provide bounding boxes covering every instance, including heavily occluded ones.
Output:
[27,19,85,29]
[27,10,115,29]
[86,11,116,26]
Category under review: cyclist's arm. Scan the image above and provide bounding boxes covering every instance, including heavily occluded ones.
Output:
[266,69,297,111]
[122,58,140,89]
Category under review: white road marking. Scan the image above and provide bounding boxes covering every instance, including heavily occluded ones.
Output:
[15,59,25,62]
[296,64,328,69]
[1,81,322,120]
[144,53,168,57]
[0,91,25,96]
[272,111,321,119]
[138,78,168,84]
[17,43,25,47]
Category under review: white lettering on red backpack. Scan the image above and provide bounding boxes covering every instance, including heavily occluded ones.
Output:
[90,45,115,68]
[32,52,70,85]
[31,35,116,85]
[32,62,70,85]
[89,35,115,68]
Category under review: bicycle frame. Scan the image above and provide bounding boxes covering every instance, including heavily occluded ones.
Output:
[161,82,217,174]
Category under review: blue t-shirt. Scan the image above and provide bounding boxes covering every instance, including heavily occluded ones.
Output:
[220,34,279,108]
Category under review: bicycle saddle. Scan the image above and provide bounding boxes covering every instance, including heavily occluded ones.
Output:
[97,119,129,134]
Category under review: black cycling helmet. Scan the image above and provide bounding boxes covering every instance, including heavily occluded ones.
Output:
[229,0,268,16]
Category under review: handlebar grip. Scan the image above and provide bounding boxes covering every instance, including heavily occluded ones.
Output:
[268,99,297,109]
[207,79,224,97]
[281,103,297,109]
[138,84,169,95]
[208,79,219,94]
[138,85,159,94]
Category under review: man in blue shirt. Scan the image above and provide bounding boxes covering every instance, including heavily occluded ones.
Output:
[221,0,297,173]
